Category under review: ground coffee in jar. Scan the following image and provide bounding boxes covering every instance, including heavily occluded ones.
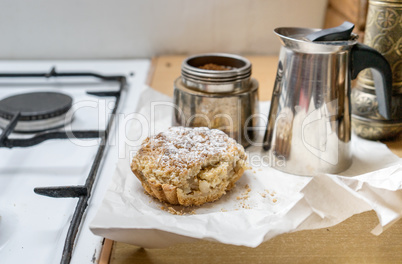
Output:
[173,53,259,147]
[198,63,232,71]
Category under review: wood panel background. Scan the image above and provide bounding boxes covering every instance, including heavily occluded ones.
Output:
[324,0,368,40]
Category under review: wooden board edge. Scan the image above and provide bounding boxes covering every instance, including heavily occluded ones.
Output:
[98,239,114,264]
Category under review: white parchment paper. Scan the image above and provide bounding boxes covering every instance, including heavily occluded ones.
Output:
[90,87,402,248]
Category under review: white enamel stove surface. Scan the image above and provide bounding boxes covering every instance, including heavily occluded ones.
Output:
[0,60,150,264]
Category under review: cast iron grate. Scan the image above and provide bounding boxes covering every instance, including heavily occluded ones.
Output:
[0,67,127,264]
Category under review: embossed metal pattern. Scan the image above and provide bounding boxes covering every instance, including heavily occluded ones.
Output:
[352,0,402,140]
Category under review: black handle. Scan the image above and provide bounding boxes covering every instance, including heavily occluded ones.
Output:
[351,43,393,119]
[306,21,355,42]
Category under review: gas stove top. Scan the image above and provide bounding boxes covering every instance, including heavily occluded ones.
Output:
[0,60,150,264]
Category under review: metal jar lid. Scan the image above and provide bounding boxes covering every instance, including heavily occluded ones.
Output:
[181,53,252,93]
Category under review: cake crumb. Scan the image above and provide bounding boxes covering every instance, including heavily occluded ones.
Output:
[235,185,253,209]
[168,207,183,215]
[158,202,198,215]
[237,185,251,201]
[273,198,278,203]
[239,201,252,209]
[260,193,267,198]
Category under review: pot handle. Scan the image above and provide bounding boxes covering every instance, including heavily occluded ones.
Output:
[351,43,392,119]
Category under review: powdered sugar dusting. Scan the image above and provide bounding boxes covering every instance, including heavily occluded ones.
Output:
[140,127,242,174]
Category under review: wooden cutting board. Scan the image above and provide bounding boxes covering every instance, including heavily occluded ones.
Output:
[99,55,402,264]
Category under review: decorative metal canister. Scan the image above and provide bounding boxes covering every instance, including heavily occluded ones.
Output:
[351,0,402,139]
[173,53,259,147]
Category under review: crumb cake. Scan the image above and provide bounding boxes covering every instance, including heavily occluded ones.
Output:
[131,127,248,206]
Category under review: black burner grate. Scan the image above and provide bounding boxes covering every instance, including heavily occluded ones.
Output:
[0,67,128,264]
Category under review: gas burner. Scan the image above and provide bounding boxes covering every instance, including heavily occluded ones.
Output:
[0,66,131,264]
[0,92,73,132]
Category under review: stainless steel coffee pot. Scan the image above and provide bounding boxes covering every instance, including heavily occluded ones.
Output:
[263,22,393,176]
